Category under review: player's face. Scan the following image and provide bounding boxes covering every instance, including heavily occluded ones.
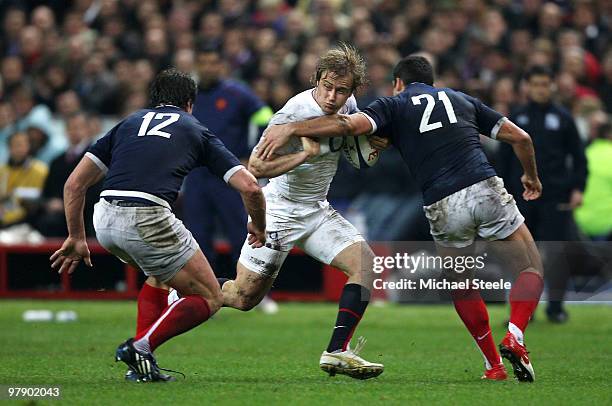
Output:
[527,74,553,103]
[66,115,88,145]
[196,52,223,87]
[314,71,353,114]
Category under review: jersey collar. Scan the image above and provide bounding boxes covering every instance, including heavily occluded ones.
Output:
[155,104,181,109]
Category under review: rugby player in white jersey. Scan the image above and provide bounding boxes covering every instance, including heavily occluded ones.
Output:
[220,44,386,379]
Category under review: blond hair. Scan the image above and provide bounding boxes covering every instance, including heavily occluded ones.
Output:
[313,43,367,90]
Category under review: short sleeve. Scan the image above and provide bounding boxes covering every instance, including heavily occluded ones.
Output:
[200,130,243,183]
[461,93,505,138]
[86,121,121,173]
[362,97,397,134]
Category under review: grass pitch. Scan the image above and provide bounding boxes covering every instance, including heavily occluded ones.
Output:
[0,300,610,405]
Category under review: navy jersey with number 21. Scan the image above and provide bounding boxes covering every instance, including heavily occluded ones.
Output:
[363,83,505,205]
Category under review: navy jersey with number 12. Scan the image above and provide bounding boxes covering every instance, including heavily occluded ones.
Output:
[362,83,505,205]
[86,105,242,207]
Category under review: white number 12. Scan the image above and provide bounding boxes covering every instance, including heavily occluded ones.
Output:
[138,112,180,139]
[411,91,457,133]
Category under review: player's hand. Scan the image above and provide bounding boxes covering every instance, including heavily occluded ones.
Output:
[301,136,320,157]
[50,236,92,274]
[247,222,266,248]
[258,124,293,160]
[368,135,390,151]
[521,175,542,201]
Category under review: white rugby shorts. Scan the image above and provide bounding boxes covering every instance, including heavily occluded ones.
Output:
[239,190,364,278]
[93,199,198,283]
[423,176,524,248]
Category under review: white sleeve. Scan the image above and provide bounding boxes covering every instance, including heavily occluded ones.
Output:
[490,117,508,139]
[85,152,108,174]
[359,112,378,135]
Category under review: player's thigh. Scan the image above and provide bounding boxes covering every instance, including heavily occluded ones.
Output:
[476,177,525,241]
[166,249,223,314]
[435,243,477,282]
[238,198,304,278]
[238,233,290,279]
[423,187,477,248]
[93,200,143,269]
[301,207,366,269]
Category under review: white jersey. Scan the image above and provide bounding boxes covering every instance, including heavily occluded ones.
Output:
[260,89,358,203]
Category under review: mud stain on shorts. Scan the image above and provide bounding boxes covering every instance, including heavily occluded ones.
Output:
[424,198,450,233]
[135,212,180,249]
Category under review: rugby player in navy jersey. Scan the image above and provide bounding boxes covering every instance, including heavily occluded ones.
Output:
[50,69,266,382]
[260,56,544,382]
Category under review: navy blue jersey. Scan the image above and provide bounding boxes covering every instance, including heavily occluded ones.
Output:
[86,106,241,206]
[192,79,265,159]
[363,83,504,205]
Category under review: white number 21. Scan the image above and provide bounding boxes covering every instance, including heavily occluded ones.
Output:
[138,112,180,139]
[411,91,457,133]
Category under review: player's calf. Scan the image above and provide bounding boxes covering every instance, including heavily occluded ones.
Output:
[327,241,374,353]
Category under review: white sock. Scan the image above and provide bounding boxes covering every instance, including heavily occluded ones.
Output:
[508,322,524,345]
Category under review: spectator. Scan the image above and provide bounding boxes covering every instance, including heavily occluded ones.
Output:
[10,84,67,164]
[182,45,273,268]
[497,65,588,323]
[1,7,26,56]
[575,119,612,241]
[0,132,48,228]
[30,5,56,34]
[0,0,607,260]
[1,55,25,95]
[601,51,612,113]
[74,52,119,115]
[0,101,16,164]
[36,112,99,237]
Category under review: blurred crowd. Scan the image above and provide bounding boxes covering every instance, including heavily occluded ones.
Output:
[0,0,610,242]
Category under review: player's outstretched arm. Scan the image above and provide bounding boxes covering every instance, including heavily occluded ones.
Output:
[257,113,372,160]
[496,120,542,201]
[228,168,266,248]
[50,156,105,274]
[248,137,320,178]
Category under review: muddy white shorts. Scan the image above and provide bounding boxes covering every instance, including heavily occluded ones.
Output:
[239,190,364,278]
[423,176,524,248]
[93,199,198,283]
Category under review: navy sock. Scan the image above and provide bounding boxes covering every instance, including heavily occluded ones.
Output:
[327,284,371,352]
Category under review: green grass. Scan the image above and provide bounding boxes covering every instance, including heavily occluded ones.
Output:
[0,300,610,405]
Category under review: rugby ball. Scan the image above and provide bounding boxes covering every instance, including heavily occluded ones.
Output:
[341,135,380,169]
